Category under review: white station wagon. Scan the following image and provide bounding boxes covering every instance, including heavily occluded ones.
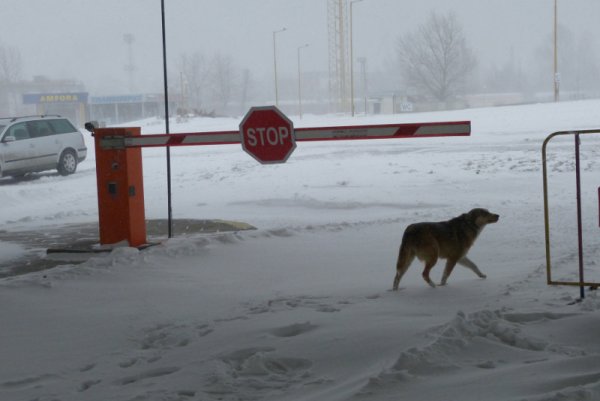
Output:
[0,115,87,178]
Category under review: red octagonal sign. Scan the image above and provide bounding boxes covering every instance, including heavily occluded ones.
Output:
[239,106,296,164]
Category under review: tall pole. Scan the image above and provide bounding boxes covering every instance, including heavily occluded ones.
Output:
[553,0,559,102]
[273,27,286,107]
[357,56,367,114]
[123,33,136,93]
[350,0,363,116]
[161,0,173,238]
[338,0,346,112]
[297,44,309,118]
[575,134,584,299]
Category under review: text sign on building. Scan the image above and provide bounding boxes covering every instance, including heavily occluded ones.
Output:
[239,106,296,164]
[23,92,89,104]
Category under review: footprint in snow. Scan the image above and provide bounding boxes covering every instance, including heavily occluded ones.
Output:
[205,347,313,397]
[114,366,181,386]
[78,379,101,392]
[268,321,318,338]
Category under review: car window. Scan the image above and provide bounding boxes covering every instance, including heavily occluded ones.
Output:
[6,122,31,141]
[28,120,54,138]
[48,119,77,134]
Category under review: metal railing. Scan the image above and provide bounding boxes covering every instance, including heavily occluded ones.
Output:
[542,129,600,298]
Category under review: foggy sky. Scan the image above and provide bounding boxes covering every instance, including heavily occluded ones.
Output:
[1,0,599,96]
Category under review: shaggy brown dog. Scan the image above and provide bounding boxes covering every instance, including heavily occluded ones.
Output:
[392,208,499,289]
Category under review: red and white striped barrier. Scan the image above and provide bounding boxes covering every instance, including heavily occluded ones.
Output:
[105,120,470,150]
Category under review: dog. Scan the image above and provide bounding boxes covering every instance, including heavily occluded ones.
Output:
[392,208,499,290]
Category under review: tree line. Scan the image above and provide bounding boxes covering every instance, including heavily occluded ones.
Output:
[394,11,600,105]
[176,52,248,117]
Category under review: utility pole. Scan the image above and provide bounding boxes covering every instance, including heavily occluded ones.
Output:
[349,0,363,116]
[357,57,367,114]
[123,33,136,93]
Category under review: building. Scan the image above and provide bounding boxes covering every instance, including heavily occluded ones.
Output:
[22,92,89,126]
[88,94,166,125]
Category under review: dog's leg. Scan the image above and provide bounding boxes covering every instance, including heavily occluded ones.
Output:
[422,260,437,288]
[440,259,458,286]
[393,246,415,290]
[458,256,486,279]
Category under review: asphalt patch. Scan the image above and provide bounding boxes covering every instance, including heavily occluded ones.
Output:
[0,219,255,278]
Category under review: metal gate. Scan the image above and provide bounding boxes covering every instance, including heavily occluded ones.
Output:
[542,129,600,298]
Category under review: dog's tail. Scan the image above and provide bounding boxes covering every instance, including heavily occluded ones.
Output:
[393,230,416,290]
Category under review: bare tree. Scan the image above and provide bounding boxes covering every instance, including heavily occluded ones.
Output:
[395,12,476,102]
[0,44,22,83]
[178,51,242,115]
[0,43,22,116]
[484,50,527,94]
[178,52,211,112]
[210,53,237,112]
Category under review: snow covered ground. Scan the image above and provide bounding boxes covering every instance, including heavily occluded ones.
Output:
[1,100,600,401]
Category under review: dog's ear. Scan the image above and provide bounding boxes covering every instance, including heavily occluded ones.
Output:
[468,208,483,217]
[469,208,490,216]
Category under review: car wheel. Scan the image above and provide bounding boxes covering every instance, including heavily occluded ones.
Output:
[58,150,78,176]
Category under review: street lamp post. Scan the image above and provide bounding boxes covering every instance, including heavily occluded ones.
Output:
[350,0,363,116]
[357,56,367,114]
[297,44,309,119]
[273,27,286,107]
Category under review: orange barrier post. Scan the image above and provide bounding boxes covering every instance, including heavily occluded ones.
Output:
[94,127,147,247]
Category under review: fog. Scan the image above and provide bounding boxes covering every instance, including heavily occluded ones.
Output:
[1,0,599,114]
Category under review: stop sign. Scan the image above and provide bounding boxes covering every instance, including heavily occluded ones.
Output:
[239,106,296,164]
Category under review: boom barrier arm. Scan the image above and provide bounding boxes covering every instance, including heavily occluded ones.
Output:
[99,121,470,150]
[91,119,469,248]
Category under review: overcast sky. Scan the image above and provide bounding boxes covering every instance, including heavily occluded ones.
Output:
[1,0,599,95]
